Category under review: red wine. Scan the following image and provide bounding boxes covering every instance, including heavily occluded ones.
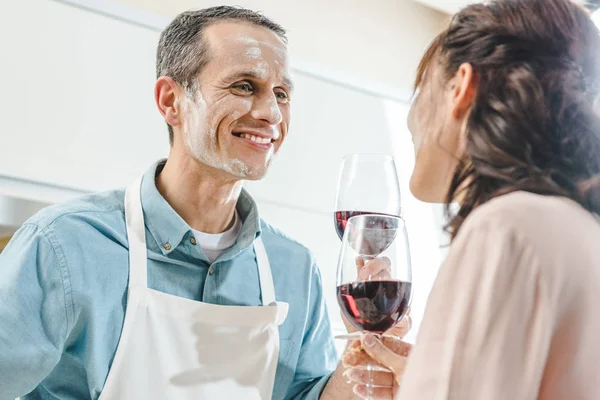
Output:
[334,211,400,257]
[337,280,411,334]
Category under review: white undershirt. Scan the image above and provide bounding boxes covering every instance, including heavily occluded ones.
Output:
[192,211,241,263]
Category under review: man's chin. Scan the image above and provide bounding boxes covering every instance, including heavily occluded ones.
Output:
[243,173,266,181]
[226,159,271,181]
[240,168,269,181]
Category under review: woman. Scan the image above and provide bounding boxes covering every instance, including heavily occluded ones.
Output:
[345,0,600,398]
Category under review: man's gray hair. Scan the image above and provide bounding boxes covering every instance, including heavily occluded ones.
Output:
[156,6,287,145]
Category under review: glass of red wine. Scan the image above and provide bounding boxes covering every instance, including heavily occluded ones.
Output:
[334,154,402,241]
[336,214,412,398]
[334,154,404,338]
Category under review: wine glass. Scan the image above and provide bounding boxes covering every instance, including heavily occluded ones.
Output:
[334,154,402,241]
[336,214,412,398]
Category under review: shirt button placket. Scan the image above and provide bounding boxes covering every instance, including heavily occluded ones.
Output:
[205,263,218,304]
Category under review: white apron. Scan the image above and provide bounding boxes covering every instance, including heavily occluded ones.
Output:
[98,178,289,400]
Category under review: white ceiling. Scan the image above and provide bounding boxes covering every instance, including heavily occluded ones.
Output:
[411,0,475,14]
[412,0,592,14]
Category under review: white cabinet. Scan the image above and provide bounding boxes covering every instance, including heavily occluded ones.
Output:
[0,0,168,194]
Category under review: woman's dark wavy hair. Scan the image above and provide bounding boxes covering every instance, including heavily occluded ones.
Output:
[416,0,600,240]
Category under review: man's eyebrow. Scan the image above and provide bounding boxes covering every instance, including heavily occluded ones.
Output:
[282,76,294,92]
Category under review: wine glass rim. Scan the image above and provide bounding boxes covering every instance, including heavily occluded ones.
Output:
[342,153,395,161]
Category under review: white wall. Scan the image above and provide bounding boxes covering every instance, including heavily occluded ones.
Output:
[114,0,447,93]
[0,0,447,352]
[411,0,473,14]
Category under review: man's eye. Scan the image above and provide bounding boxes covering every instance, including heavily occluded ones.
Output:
[233,83,253,93]
[275,91,289,103]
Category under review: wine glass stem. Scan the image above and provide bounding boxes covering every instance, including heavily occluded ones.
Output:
[366,363,373,400]
[365,333,383,400]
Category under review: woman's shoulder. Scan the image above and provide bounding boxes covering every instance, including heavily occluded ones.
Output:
[445,192,600,294]
[463,191,591,232]
[458,191,600,257]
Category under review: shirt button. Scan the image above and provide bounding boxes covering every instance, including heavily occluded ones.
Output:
[209,268,215,275]
[190,237,197,245]
[163,242,172,251]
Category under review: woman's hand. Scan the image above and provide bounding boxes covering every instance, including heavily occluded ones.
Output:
[341,315,413,399]
[349,333,412,399]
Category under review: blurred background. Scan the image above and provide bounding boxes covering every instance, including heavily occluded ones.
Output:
[1,0,598,353]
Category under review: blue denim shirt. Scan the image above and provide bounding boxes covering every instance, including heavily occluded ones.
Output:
[0,161,337,400]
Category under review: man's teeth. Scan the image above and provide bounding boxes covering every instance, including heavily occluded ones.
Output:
[239,133,272,144]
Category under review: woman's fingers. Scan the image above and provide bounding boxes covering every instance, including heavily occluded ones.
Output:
[353,384,394,400]
[341,335,412,368]
[344,367,394,387]
[360,334,408,381]
[386,314,412,340]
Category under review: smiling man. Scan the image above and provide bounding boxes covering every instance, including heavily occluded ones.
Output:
[0,6,356,400]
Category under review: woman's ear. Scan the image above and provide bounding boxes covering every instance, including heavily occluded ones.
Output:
[450,63,477,119]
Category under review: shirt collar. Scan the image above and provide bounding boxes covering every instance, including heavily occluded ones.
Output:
[236,186,262,250]
[140,160,262,256]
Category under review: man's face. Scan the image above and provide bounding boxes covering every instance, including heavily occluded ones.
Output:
[177,21,292,180]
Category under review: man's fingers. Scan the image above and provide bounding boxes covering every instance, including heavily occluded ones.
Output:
[355,256,366,269]
[353,384,394,400]
[361,334,408,379]
[358,257,392,281]
[344,367,394,387]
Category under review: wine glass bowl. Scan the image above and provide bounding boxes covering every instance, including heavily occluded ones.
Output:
[344,214,401,259]
[334,154,402,241]
[336,214,412,335]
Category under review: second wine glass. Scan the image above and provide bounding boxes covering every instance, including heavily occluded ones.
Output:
[334,154,402,240]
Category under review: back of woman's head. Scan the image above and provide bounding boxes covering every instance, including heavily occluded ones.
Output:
[416,0,600,239]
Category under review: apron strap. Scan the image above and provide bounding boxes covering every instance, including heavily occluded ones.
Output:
[253,237,276,306]
[124,177,148,288]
